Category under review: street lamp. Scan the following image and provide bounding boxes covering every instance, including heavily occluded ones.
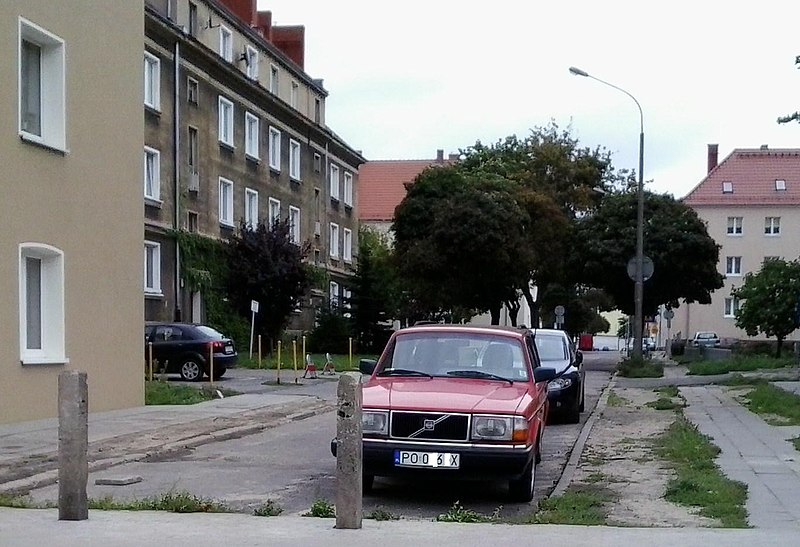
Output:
[569,66,646,360]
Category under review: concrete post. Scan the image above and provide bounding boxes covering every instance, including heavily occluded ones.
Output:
[58,371,88,521]
[335,372,362,529]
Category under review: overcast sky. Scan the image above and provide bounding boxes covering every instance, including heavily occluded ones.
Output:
[259,0,800,198]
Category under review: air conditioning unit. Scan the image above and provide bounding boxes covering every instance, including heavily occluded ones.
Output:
[314,221,321,237]
[188,171,199,192]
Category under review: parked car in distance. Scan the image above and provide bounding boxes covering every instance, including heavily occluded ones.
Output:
[337,324,557,502]
[692,331,720,348]
[144,322,237,381]
[533,329,584,424]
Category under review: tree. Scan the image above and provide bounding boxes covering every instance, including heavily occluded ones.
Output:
[733,258,800,357]
[575,191,724,330]
[777,55,800,125]
[350,227,396,353]
[225,220,311,344]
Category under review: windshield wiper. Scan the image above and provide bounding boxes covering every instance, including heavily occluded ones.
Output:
[377,368,433,378]
[446,370,513,385]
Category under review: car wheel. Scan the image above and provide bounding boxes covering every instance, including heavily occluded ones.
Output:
[508,455,536,503]
[535,428,542,465]
[179,357,205,382]
[363,474,374,493]
[579,388,585,412]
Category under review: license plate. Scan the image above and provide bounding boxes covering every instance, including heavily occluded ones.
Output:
[224,346,233,354]
[394,450,460,469]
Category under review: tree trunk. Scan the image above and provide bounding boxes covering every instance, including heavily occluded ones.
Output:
[522,285,539,328]
[505,299,520,327]
[489,303,502,325]
[776,336,784,358]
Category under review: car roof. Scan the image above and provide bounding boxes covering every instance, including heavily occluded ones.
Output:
[398,324,528,339]
[530,328,569,337]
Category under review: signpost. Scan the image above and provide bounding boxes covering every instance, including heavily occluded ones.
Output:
[663,308,674,358]
[249,300,259,359]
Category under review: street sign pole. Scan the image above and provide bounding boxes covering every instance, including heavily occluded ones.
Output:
[249,300,260,359]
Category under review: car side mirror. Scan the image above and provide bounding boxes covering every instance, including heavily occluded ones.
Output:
[359,359,377,375]
[533,367,557,383]
[575,350,583,366]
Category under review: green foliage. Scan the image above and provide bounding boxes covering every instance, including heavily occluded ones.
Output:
[529,488,610,525]
[307,307,353,354]
[303,498,335,518]
[88,492,231,513]
[145,381,239,405]
[617,357,664,378]
[366,508,400,521]
[253,499,283,516]
[687,356,795,376]
[606,390,630,407]
[792,437,800,452]
[733,258,800,357]
[350,227,396,353]
[646,398,684,410]
[742,383,800,425]
[0,494,36,508]
[435,501,500,523]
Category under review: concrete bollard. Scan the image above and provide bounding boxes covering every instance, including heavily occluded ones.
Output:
[58,371,88,521]
[335,372,363,529]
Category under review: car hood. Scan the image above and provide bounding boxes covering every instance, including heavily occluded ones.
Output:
[362,377,531,414]
[540,359,574,375]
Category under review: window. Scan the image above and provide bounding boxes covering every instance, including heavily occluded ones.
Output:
[289,206,301,244]
[344,172,353,206]
[144,146,160,201]
[726,216,743,235]
[330,281,339,308]
[219,177,234,226]
[246,45,258,79]
[245,112,259,159]
[765,216,781,236]
[268,198,281,228]
[218,96,233,146]
[143,52,160,110]
[343,228,352,262]
[314,97,321,123]
[329,164,340,200]
[329,223,340,258]
[188,2,198,36]
[314,249,321,266]
[314,153,321,173]
[19,244,66,364]
[725,256,742,276]
[724,297,740,318]
[144,241,162,295]
[776,179,786,191]
[187,77,198,105]
[289,139,301,180]
[188,126,199,176]
[219,25,232,62]
[270,64,279,94]
[268,127,281,170]
[342,288,352,318]
[19,19,66,150]
[187,211,199,233]
[244,188,258,228]
[722,181,733,194]
[290,81,299,108]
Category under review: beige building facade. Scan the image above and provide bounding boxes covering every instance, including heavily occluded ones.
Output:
[0,1,144,423]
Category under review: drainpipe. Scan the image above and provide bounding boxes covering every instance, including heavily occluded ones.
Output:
[173,39,182,321]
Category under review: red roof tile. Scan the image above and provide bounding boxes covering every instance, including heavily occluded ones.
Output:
[682,148,800,206]
[358,159,448,221]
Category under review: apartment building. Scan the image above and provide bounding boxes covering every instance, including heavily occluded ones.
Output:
[144,0,363,328]
[1,1,144,423]
[674,144,800,342]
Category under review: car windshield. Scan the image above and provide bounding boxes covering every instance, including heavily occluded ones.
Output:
[195,326,226,340]
[381,332,529,381]
[535,335,568,361]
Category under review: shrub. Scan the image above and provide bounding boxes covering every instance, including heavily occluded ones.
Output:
[617,357,664,378]
[307,307,353,354]
[670,339,686,356]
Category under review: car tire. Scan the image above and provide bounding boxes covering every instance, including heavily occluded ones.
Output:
[535,428,542,465]
[363,474,374,494]
[579,389,585,412]
[179,356,205,382]
[508,455,536,503]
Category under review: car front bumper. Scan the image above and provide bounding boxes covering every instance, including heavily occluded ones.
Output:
[547,372,582,412]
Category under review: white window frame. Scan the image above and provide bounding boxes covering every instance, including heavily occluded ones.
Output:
[290,80,299,108]
[724,297,740,318]
[18,18,66,151]
[245,112,259,159]
[726,216,743,236]
[19,243,67,364]
[330,223,340,258]
[219,177,234,227]
[270,64,279,94]
[244,188,258,229]
[330,164,340,200]
[776,179,787,191]
[268,127,281,171]
[143,51,160,111]
[289,206,301,244]
[289,139,301,180]
[765,216,781,236]
[330,281,339,308]
[268,197,281,229]
[245,45,259,79]
[219,25,233,62]
[344,171,353,206]
[144,240,162,296]
[187,76,198,105]
[725,256,742,276]
[218,96,233,147]
[722,181,733,194]
[144,146,161,201]
[342,288,352,317]
[343,227,352,262]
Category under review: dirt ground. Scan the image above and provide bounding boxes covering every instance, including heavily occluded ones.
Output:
[570,386,717,527]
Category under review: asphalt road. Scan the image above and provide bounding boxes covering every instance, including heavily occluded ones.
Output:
[27,351,618,520]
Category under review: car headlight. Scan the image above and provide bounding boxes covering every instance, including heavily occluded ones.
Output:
[547,377,573,391]
[471,415,528,442]
[362,410,389,436]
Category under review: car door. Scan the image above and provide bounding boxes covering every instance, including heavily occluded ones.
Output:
[152,325,186,365]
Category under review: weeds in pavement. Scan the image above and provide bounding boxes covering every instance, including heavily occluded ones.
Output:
[253,499,283,516]
[646,398,684,411]
[0,494,38,508]
[792,437,800,453]
[89,492,231,513]
[655,386,680,397]
[607,390,630,407]
[741,383,800,426]
[527,486,610,525]
[435,501,500,523]
[687,356,795,376]
[617,357,664,378]
[366,507,400,521]
[584,472,607,483]
[303,498,335,518]
[145,381,239,405]
[655,415,748,528]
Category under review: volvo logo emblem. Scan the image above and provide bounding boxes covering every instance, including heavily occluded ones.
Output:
[423,419,436,430]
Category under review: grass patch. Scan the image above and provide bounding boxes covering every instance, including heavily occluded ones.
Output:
[607,390,630,407]
[687,356,795,376]
[655,386,680,397]
[618,357,664,378]
[366,507,400,521]
[527,487,610,525]
[145,381,240,405]
[89,492,231,513]
[584,472,607,484]
[303,498,335,518]
[253,499,283,516]
[655,416,748,527]
[792,437,800,452]
[741,383,800,426]
[436,501,500,523]
[238,353,378,373]
[0,494,37,508]
[646,398,684,411]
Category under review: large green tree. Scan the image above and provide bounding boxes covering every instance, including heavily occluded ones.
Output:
[733,258,800,357]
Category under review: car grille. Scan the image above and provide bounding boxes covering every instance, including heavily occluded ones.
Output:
[390,412,469,441]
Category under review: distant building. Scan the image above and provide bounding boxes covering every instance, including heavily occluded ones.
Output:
[674,144,800,342]
[1,1,144,423]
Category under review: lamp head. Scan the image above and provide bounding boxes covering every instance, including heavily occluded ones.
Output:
[569,66,589,77]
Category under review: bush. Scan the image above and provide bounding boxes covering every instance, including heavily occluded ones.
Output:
[670,339,686,356]
[307,307,353,354]
[617,356,664,378]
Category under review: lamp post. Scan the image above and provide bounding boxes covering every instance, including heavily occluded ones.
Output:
[569,66,645,359]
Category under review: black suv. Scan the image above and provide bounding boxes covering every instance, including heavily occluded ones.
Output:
[144,322,237,381]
